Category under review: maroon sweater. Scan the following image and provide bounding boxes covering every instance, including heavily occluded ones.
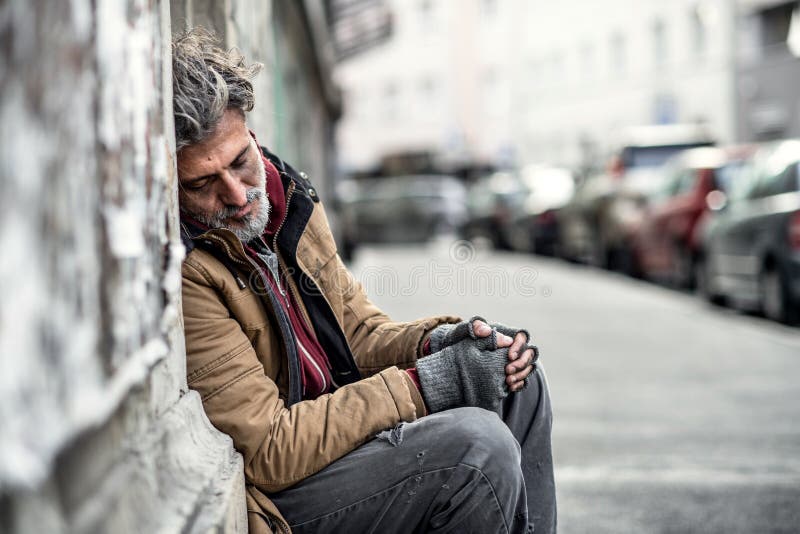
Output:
[253,154,333,399]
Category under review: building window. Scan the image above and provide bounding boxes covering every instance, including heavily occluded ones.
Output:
[528,56,542,91]
[551,50,564,84]
[384,82,398,119]
[691,7,707,59]
[482,66,497,114]
[580,41,594,80]
[417,0,435,30]
[652,18,668,68]
[653,93,678,124]
[610,31,626,75]
[419,76,437,110]
[481,0,498,17]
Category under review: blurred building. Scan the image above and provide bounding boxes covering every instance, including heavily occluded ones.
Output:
[736,0,800,141]
[514,0,740,170]
[336,0,800,174]
[334,0,741,173]
[334,0,523,173]
[0,1,339,532]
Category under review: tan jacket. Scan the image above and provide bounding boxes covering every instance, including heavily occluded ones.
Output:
[181,157,458,533]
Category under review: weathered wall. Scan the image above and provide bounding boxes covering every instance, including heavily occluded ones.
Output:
[0,0,245,531]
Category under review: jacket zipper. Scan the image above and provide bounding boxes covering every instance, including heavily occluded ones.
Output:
[272,514,291,534]
[253,242,288,303]
[272,182,296,251]
[297,338,327,394]
[270,181,296,302]
[272,182,317,325]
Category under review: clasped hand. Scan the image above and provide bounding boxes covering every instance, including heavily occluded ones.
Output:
[470,319,536,393]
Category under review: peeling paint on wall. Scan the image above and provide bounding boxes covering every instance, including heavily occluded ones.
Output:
[0,0,245,531]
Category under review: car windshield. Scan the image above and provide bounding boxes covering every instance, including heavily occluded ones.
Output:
[715,160,746,193]
[623,144,710,169]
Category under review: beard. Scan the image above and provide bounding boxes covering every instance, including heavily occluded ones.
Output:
[192,160,271,243]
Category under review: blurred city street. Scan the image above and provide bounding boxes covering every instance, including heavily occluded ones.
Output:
[350,240,800,533]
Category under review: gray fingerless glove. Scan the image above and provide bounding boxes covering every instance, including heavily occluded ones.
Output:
[429,317,540,367]
[490,322,540,365]
[428,315,488,354]
[416,334,509,413]
[490,322,540,390]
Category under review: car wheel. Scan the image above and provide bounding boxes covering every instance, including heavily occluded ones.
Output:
[615,246,637,277]
[673,245,693,289]
[695,255,725,305]
[761,266,798,324]
[509,224,531,253]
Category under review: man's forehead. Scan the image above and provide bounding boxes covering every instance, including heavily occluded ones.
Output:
[177,112,250,179]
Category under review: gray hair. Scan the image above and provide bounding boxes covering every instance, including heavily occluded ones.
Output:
[171,28,263,151]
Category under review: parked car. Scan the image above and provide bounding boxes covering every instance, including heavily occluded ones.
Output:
[461,171,526,249]
[338,174,468,259]
[631,146,757,287]
[558,124,714,270]
[697,139,800,324]
[504,165,576,255]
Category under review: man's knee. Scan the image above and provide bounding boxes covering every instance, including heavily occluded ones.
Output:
[511,362,553,429]
[434,407,522,475]
[535,363,553,420]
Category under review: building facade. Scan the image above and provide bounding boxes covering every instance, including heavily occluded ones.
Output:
[335,0,751,173]
[514,0,740,169]
[735,0,800,141]
[335,0,523,173]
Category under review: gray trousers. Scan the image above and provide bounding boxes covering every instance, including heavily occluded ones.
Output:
[271,366,555,533]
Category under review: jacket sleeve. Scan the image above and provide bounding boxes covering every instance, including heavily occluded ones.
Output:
[182,260,426,494]
[332,253,462,375]
[297,199,461,375]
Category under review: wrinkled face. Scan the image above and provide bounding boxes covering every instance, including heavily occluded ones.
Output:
[177,109,269,242]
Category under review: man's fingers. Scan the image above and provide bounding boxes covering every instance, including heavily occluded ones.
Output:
[473,320,515,347]
[495,332,514,348]
[507,332,528,359]
[506,352,534,390]
[471,320,492,338]
[505,348,533,375]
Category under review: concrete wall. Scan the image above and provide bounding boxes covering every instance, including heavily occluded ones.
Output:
[0,1,246,532]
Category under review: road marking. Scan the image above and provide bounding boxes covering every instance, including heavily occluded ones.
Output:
[556,465,800,486]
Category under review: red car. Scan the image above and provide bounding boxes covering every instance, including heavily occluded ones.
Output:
[632,146,756,287]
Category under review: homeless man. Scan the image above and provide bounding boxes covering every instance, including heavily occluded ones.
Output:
[174,28,555,534]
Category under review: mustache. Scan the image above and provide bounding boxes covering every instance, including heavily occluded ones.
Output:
[215,187,265,220]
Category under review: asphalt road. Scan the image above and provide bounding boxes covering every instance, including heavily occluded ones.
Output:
[348,240,800,534]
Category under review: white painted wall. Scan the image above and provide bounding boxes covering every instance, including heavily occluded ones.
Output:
[515,0,738,168]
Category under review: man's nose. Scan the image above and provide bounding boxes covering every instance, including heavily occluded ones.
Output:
[218,171,248,207]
